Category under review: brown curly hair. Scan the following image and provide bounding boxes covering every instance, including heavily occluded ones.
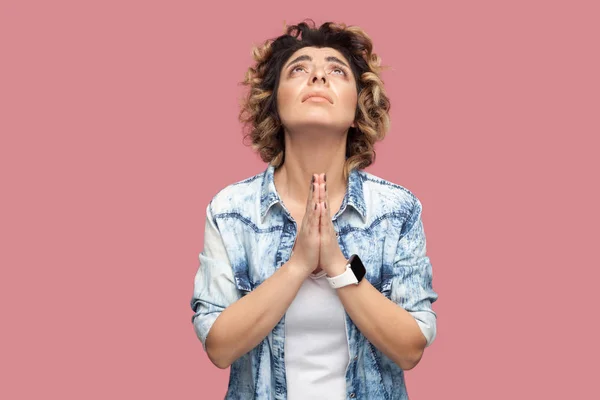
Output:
[238,19,391,180]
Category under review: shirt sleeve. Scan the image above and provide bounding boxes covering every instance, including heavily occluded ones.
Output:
[190,201,242,352]
[389,198,439,348]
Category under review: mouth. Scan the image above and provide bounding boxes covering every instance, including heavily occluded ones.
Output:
[305,96,330,103]
[302,93,333,104]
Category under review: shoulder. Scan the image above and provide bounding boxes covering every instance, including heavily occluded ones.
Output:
[358,169,423,223]
[206,168,265,217]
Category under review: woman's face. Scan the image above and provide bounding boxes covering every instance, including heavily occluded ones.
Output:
[276,46,358,134]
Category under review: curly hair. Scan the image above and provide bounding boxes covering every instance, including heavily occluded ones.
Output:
[238,19,391,180]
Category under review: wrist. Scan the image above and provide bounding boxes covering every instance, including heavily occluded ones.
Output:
[285,256,312,281]
[326,255,349,278]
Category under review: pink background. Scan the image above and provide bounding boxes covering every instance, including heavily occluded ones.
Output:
[1,0,598,398]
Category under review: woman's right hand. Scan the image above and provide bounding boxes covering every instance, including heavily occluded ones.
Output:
[289,173,321,276]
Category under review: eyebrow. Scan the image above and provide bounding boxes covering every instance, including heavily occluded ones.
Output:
[284,54,350,70]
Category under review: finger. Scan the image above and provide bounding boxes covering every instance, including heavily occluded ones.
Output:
[319,182,325,209]
[320,173,326,204]
[305,174,315,214]
[311,201,321,235]
[317,180,326,232]
[319,182,327,231]
[322,174,330,213]
[320,176,332,232]
[312,175,319,218]
[310,176,320,231]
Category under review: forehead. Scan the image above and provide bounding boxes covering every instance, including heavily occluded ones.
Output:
[285,46,350,64]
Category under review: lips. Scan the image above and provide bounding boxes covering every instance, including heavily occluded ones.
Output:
[302,92,333,104]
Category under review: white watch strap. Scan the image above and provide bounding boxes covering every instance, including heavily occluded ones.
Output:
[326,263,358,289]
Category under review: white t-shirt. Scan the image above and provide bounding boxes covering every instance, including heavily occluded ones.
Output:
[284,267,436,399]
[284,269,349,399]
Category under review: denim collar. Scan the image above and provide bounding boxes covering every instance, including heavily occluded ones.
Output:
[260,163,366,223]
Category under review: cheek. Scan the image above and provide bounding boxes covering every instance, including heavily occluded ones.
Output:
[341,91,358,116]
[276,85,292,115]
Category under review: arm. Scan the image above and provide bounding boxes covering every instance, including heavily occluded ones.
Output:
[190,203,309,369]
[206,260,308,369]
[332,200,438,370]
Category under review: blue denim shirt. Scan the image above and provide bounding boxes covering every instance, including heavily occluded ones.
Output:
[190,164,438,399]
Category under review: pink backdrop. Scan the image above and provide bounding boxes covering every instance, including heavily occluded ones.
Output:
[1,0,598,398]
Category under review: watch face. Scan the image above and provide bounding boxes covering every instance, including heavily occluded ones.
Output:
[349,254,366,282]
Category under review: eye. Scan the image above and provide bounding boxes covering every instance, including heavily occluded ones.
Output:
[330,64,348,76]
[290,65,306,74]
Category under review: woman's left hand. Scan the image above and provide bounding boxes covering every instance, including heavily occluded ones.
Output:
[316,173,349,277]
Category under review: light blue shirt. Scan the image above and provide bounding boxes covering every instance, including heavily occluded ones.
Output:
[190,163,438,399]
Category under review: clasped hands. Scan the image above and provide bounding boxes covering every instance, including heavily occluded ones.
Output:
[291,173,348,278]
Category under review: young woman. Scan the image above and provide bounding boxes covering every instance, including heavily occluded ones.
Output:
[190,20,438,399]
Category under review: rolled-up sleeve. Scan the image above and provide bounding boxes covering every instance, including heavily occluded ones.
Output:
[389,198,439,348]
[190,202,241,352]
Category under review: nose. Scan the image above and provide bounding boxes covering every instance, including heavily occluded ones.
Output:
[310,69,327,85]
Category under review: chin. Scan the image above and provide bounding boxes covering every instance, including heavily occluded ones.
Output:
[291,126,352,138]
[288,115,350,127]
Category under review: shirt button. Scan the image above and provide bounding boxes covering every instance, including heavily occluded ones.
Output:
[350,393,356,398]
[354,355,358,361]
[335,231,340,237]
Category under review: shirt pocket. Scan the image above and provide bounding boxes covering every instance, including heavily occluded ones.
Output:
[230,226,285,293]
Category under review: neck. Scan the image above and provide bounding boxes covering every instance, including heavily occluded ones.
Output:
[273,128,348,209]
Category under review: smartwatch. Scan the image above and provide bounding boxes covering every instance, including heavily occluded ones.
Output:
[326,254,366,289]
